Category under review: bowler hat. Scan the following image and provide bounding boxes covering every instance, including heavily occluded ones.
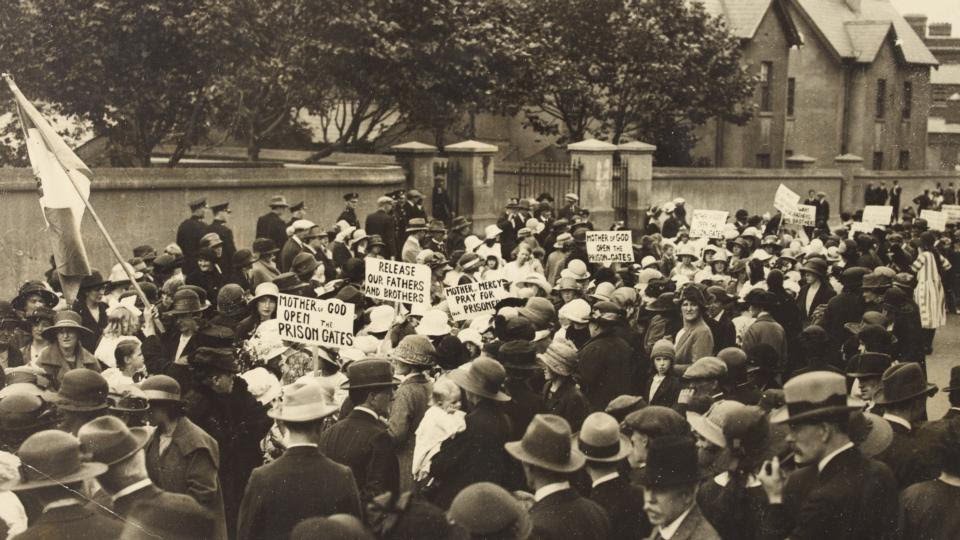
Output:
[165,289,209,316]
[0,394,57,436]
[77,415,151,465]
[448,357,510,401]
[498,340,539,370]
[340,358,400,390]
[874,362,938,405]
[268,380,339,422]
[12,281,58,312]
[140,375,182,402]
[448,482,532,540]
[574,412,632,463]
[635,435,701,488]
[505,414,585,473]
[771,371,862,424]
[944,366,960,392]
[0,430,108,491]
[40,310,91,341]
[192,347,238,374]
[845,352,892,379]
[79,270,108,291]
[252,238,280,255]
[45,369,109,412]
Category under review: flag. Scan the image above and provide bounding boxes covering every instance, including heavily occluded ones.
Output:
[5,76,91,301]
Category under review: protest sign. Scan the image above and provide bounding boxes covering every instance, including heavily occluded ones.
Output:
[942,204,960,224]
[862,205,892,227]
[850,222,877,234]
[774,184,800,213]
[783,204,816,226]
[586,230,634,263]
[445,280,508,322]
[689,210,729,239]
[365,259,432,305]
[276,293,355,348]
[921,210,947,231]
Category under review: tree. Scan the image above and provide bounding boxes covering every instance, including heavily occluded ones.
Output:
[4,0,247,166]
[523,0,756,164]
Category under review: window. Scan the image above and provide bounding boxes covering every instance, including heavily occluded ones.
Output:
[787,78,796,116]
[902,81,912,119]
[872,152,884,170]
[760,62,773,112]
[898,151,910,170]
[756,153,771,168]
[876,79,886,119]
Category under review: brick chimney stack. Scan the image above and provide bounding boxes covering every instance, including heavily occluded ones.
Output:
[929,23,952,37]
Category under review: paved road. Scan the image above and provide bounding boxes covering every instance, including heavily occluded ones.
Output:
[926,314,960,419]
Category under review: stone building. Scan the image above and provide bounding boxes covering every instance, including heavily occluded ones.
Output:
[906,14,960,169]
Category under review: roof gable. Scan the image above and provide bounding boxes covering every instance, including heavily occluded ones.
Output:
[844,20,892,63]
[691,0,801,44]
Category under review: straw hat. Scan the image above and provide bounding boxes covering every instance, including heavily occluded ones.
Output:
[241,368,282,406]
[771,371,862,424]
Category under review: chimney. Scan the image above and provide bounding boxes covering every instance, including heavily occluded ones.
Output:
[929,23,952,37]
[903,14,928,39]
[845,0,861,13]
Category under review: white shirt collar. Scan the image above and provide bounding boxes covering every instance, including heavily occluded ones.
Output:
[591,472,620,488]
[658,505,694,539]
[818,441,855,473]
[939,472,960,487]
[111,478,153,503]
[883,413,912,431]
[42,499,82,513]
[286,442,319,449]
[534,481,570,502]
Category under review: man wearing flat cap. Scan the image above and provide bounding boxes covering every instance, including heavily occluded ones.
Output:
[176,197,209,274]
[207,202,236,272]
[758,371,898,539]
[506,414,610,540]
[238,380,361,540]
[255,196,290,252]
[365,195,398,259]
[319,358,400,503]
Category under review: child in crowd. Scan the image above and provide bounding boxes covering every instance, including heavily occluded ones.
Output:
[411,377,466,483]
[644,339,681,408]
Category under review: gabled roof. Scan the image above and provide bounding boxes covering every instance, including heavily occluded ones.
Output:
[844,20,892,63]
[793,0,938,65]
[692,0,802,44]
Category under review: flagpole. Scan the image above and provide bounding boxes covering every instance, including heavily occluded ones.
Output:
[4,74,152,309]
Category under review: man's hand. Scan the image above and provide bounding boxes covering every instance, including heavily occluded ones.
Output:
[758,456,785,504]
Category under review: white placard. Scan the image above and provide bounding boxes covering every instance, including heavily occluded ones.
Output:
[921,210,948,231]
[774,184,800,213]
[783,204,816,226]
[364,259,432,305]
[586,230,634,262]
[689,210,729,239]
[850,222,877,234]
[445,280,508,322]
[276,293,355,348]
[941,204,960,224]
[862,205,893,227]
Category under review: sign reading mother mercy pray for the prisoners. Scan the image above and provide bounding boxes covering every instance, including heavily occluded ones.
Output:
[365,259,432,305]
[276,293,355,348]
[445,280,508,321]
[586,230,634,263]
[689,210,729,239]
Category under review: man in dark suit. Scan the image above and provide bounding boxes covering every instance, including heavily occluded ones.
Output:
[759,371,899,539]
[813,191,830,229]
[207,202,236,273]
[497,199,524,261]
[916,366,960,469]
[505,414,610,540]
[238,381,362,540]
[255,195,290,252]
[279,220,313,272]
[365,196,398,259]
[639,435,719,540]
[706,286,737,353]
[578,412,650,540]
[499,341,546,441]
[900,419,960,540]
[873,362,940,489]
[176,197,208,274]
[319,358,399,503]
[5,430,124,539]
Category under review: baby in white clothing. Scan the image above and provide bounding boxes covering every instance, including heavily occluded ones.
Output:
[411,377,466,481]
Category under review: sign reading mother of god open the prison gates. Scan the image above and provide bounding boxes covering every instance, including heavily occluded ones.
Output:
[276,293,355,348]
[586,230,635,263]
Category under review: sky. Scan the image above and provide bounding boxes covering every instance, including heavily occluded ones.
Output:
[889,0,960,37]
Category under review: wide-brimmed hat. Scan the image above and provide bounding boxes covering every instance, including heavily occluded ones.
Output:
[416,310,452,337]
[450,216,472,231]
[291,253,319,277]
[140,375,182,402]
[843,311,887,334]
[0,393,57,436]
[449,357,511,401]
[44,369,109,412]
[458,252,482,271]
[573,412,632,463]
[635,435,702,488]
[366,305,395,334]
[516,272,552,294]
[448,482,532,540]
[391,335,437,367]
[499,340,539,371]
[505,414,585,473]
[12,281,59,312]
[537,340,578,377]
[78,270,108,291]
[771,371,862,424]
[845,352,892,379]
[40,310,91,341]
[77,415,151,465]
[484,224,503,239]
[645,292,677,313]
[268,380,339,422]
[340,358,400,389]
[24,306,56,325]
[166,289,209,316]
[240,368,282,406]
[874,362,938,405]
[252,238,280,255]
[0,430,108,491]
[125,492,216,540]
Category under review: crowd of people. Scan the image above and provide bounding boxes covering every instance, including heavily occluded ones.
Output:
[0,178,958,539]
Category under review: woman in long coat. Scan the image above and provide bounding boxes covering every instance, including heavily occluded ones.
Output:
[912,232,948,354]
[538,340,590,431]
[388,335,435,492]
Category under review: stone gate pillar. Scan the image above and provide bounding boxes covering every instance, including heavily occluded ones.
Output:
[568,139,617,229]
[835,153,863,215]
[618,141,656,230]
[445,140,499,230]
[391,141,438,212]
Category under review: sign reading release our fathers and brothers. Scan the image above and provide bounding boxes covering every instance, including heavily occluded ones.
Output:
[689,210,728,239]
[445,280,508,321]
[365,259,431,305]
[586,231,634,263]
[277,293,355,348]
